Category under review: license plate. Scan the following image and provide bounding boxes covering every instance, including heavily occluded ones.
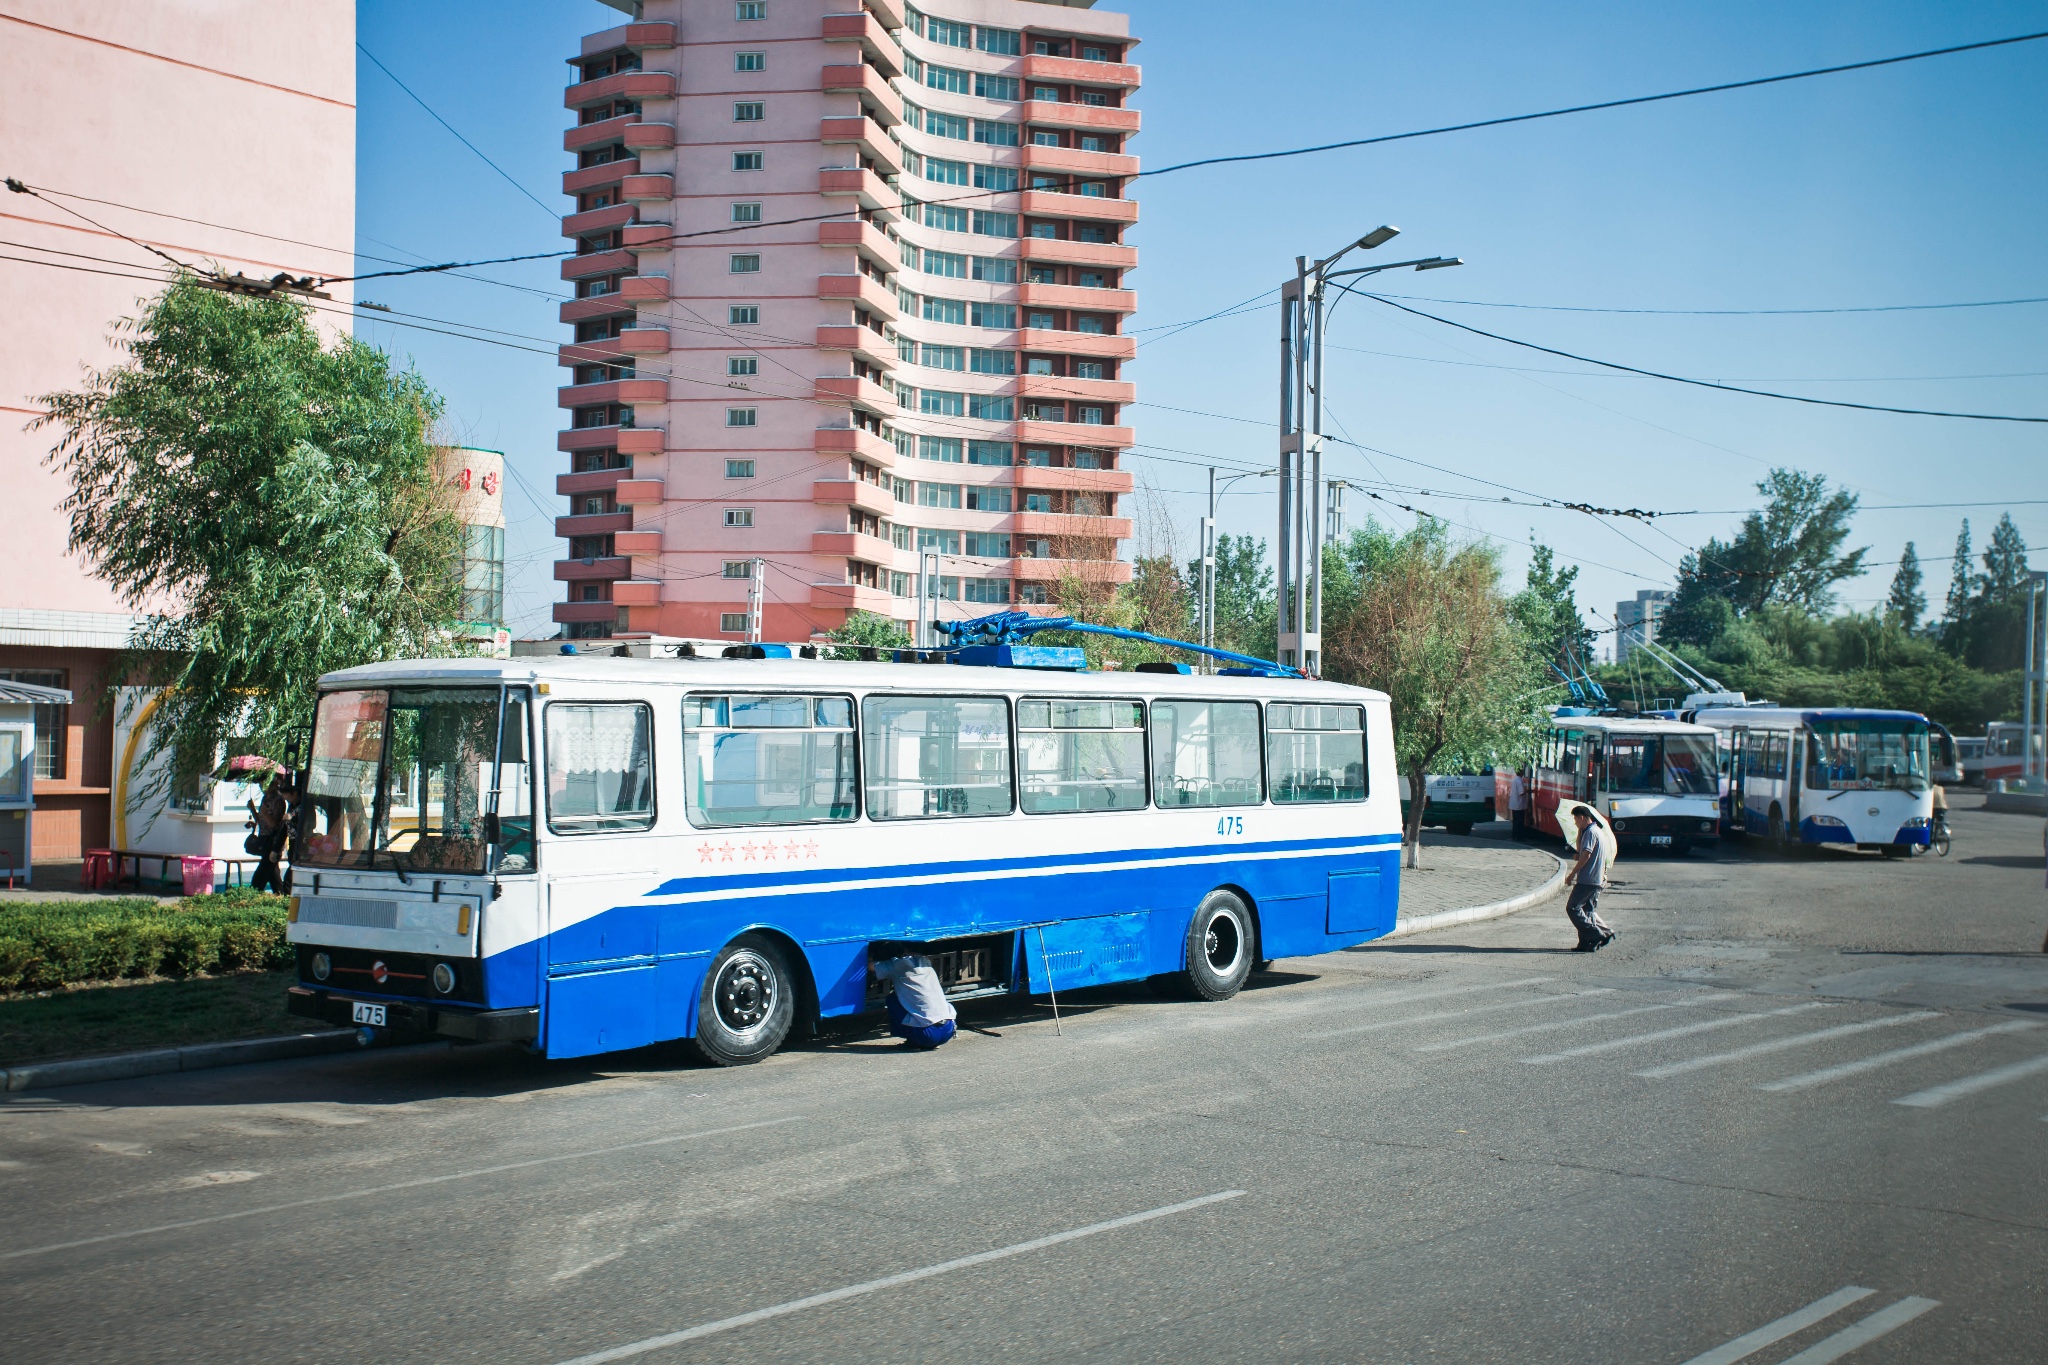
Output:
[351,1002,387,1026]
[1650,836,1672,846]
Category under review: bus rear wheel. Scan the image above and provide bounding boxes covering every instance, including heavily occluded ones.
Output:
[692,934,796,1067]
[1446,822,1473,837]
[1175,891,1254,1002]
[1767,808,1788,852]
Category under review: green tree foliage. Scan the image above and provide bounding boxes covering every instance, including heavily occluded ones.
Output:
[1662,469,1867,644]
[1942,512,2035,671]
[1979,512,2030,604]
[1322,520,1546,867]
[1886,542,1925,632]
[36,279,465,796]
[1186,533,1277,662]
[1943,519,1974,624]
[1510,539,1595,675]
[825,610,911,658]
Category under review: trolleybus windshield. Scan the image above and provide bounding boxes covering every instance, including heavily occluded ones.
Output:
[1807,719,1930,792]
[1603,733,1718,796]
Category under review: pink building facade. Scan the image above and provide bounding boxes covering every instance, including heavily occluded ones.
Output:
[0,2,355,858]
[554,0,1139,642]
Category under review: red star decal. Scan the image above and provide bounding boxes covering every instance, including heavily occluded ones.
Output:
[785,838,802,860]
[760,841,778,862]
[718,841,735,862]
[741,840,758,861]
[803,837,820,859]
[698,842,717,863]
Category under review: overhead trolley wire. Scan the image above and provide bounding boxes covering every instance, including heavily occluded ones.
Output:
[1371,290,2048,317]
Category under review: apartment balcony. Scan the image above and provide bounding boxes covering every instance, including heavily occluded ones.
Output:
[553,600,617,625]
[811,582,899,614]
[1016,463,1135,495]
[1017,373,1136,405]
[816,324,895,370]
[564,113,640,154]
[1013,557,1134,584]
[1020,237,1138,270]
[1017,418,1134,448]
[819,116,902,178]
[821,63,902,125]
[621,173,672,203]
[615,478,665,506]
[558,424,663,454]
[622,223,677,252]
[818,217,897,273]
[561,202,636,239]
[813,479,895,516]
[564,70,676,109]
[557,378,666,408]
[812,530,894,564]
[1020,327,1135,360]
[555,512,632,538]
[1019,189,1138,224]
[611,578,663,607]
[621,122,676,152]
[1022,99,1141,135]
[559,294,637,324]
[821,11,902,78]
[617,325,669,354]
[818,166,897,215]
[562,248,635,281]
[1019,54,1142,89]
[559,336,630,366]
[1018,281,1136,314]
[814,374,897,416]
[579,21,678,58]
[1021,144,1139,178]
[619,274,670,302]
[557,468,632,496]
[556,555,630,581]
[614,530,662,556]
[562,157,639,195]
[1015,511,1135,539]
[818,272,900,321]
[815,424,897,467]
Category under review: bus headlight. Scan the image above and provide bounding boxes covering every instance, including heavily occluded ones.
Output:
[1700,821,1716,833]
[310,952,331,982]
[1612,820,1627,831]
[1809,814,1847,828]
[432,962,457,995]
[1901,816,1929,828]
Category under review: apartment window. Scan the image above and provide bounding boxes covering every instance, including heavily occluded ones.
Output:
[921,343,965,370]
[1076,315,1107,334]
[1025,493,1054,512]
[581,585,605,602]
[974,120,1019,146]
[971,255,1016,283]
[976,26,1022,56]
[728,355,759,377]
[731,201,762,223]
[1023,402,1063,423]
[925,65,970,95]
[968,394,1014,421]
[1076,224,1111,243]
[1082,46,1111,62]
[1017,582,1049,604]
[968,440,1013,466]
[1072,494,1104,516]
[1021,537,1052,556]
[730,254,761,272]
[926,111,969,140]
[974,73,1020,101]
[727,407,757,426]
[0,668,66,779]
[736,51,765,71]
[898,240,921,270]
[972,211,1018,238]
[974,164,1018,192]
[925,203,969,232]
[720,612,750,633]
[1027,310,1056,329]
[1028,265,1057,285]
[920,389,965,416]
[1030,175,1063,193]
[1081,90,1111,107]
[569,535,613,561]
[890,571,914,596]
[920,435,964,463]
[1079,136,1105,153]
[1078,182,1107,198]
[964,532,1011,556]
[1025,357,1054,376]
[1074,360,1105,380]
[575,274,622,298]
[924,249,967,278]
[732,151,763,171]
[918,485,962,512]
[1032,85,1060,102]
[891,521,913,549]
[922,296,966,325]
[901,100,924,131]
[1078,271,1109,288]
[897,336,919,364]
[1075,406,1107,425]
[735,1,766,19]
[925,157,969,185]
[576,493,616,516]
[1073,449,1108,469]
[724,508,755,527]
[969,347,1015,374]
[927,17,971,47]
[963,578,1011,605]
[730,304,759,324]
[971,301,1017,329]
[723,561,754,579]
[1029,222,1058,239]
[734,101,764,122]
[725,460,756,479]
[576,317,625,342]
[965,488,1012,514]
[1031,131,1061,148]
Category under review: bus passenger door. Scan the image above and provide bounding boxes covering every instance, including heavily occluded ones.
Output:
[545,868,662,1058]
[1728,729,1748,831]
[1787,734,1805,832]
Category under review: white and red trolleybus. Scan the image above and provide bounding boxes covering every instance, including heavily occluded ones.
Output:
[1514,710,1722,853]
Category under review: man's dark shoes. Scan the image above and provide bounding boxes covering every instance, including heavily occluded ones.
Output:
[1597,931,1616,949]
[1572,940,1599,953]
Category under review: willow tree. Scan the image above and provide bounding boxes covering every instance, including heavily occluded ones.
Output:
[36,278,465,796]
[1322,520,1546,868]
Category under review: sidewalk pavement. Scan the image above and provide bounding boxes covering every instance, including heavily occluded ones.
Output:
[1392,825,1566,938]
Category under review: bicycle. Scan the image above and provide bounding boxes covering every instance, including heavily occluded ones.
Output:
[1931,810,1951,858]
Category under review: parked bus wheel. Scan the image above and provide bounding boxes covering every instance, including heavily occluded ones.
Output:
[1175,891,1254,1002]
[1446,822,1473,837]
[692,934,796,1067]
[1767,807,1788,852]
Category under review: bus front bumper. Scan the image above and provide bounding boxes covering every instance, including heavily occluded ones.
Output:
[286,987,539,1042]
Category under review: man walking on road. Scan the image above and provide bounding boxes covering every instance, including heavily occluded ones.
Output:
[1564,806,1615,952]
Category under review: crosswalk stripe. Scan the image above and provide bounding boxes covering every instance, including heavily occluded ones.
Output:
[1416,998,1710,1053]
[1892,1051,2048,1108]
[1757,1020,2041,1093]
[1776,1297,1940,1364]
[1521,1003,1830,1065]
[1305,988,1614,1041]
[1634,1012,1941,1080]
[1676,1286,1876,1365]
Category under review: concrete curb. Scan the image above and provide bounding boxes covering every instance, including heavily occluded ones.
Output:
[1,1029,357,1094]
[1384,849,1569,940]
[1984,791,2047,816]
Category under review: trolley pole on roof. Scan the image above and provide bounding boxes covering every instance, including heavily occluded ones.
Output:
[746,558,765,643]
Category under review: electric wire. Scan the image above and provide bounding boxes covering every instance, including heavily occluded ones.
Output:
[1374,290,2048,317]
[356,43,558,220]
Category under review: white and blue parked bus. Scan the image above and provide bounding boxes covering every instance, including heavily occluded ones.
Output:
[1689,707,1934,855]
[284,650,1401,1064]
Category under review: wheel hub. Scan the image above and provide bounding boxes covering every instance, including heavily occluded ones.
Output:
[716,953,776,1032]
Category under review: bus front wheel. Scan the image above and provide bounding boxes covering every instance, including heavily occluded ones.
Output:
[693,934,796,1067]
[1176,891,1254,1002]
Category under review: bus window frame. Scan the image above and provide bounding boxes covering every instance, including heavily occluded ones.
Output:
[680,689,862,829]
[1015,694,1150,816]
[1147,696,1268,810]
[859,691,1019,822]
[542,698,660,836]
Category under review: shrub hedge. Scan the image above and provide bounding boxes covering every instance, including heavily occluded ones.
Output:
[0,887,293,993]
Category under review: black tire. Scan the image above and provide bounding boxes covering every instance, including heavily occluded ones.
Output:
[1880,845,1907,859]
[1934,832,1951,858]
[692,934,796,1067]
[1446,822,1473,837]
[1175,890,1255,1002]
[1767,806,1788,853]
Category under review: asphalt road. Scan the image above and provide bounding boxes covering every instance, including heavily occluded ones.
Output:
[3,798,2045,1364]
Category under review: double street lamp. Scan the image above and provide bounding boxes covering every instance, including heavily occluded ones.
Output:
[1276,227,1461,674]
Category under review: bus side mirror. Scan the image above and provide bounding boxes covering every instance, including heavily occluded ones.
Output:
[482,812,501,846]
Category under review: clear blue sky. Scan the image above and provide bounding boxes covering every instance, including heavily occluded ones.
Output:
[356,0,2047,645]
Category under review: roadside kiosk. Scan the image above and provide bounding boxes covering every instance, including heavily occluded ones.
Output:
[0,678,73,887]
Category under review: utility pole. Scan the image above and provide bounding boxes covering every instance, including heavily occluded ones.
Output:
[1200,467,1217,673]
[919,548,940,648]
[2027,570,2047,783]
[746,557,765,643]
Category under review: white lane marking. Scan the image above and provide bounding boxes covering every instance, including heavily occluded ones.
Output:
[1758,1020,2042,1093]
[1520,1003,1830,1065]
[1777,1296,1940,1364]
[1892,1051,2048,1108]
[1303,989,1612,1041]
[1676,1285,1875,1365]
[0,1116,804,1263]
[1318,976,1559,1014]
[549,1190,1247,1365]
[1416,998,1711,1053]
[1634,1012,1942,1080]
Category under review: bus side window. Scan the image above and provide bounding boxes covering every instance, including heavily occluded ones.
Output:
[1267,703,1366,802]
[1561,730,1582,775]
[862,695,1013,819]
[1149,700,1262,807]
[682,693,857,827]
[1017,698,1146,813]
[545,702,656,834]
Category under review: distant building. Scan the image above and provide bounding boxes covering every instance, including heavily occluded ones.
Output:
[438,447,512,656]
[1615,589,1673,662]
[0,3,355,862]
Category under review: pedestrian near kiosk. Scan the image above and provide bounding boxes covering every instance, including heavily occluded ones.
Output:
[871,947,958,1050]
[1564,805,1615,952]
[1507,770,1529,840]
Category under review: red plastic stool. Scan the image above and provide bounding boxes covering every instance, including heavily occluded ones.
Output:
[83,848,114,890]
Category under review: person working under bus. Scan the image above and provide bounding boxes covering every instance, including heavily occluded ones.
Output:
[871,947,958,1050]
[1564,806,1615,953]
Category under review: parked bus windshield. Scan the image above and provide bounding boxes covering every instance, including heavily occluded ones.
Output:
[1807,719,1930,792]
[1604,733,1718,796]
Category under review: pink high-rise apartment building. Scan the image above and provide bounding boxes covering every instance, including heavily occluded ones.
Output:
[554,0,1139,641]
